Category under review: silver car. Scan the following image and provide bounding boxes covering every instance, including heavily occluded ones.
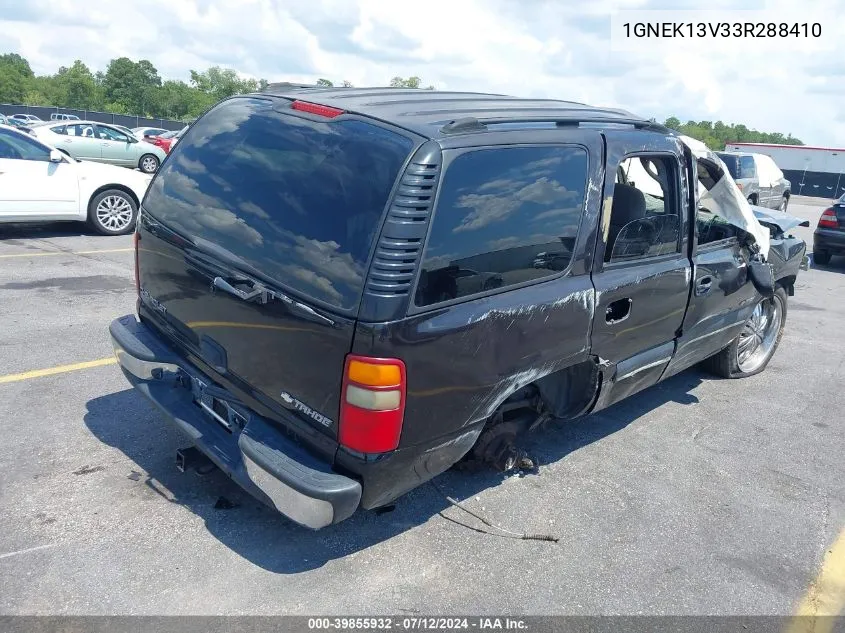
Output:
[31,120,167,173]
[716,151,792,211]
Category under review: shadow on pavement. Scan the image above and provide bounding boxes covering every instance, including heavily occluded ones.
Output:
[0,221,93,240]
[84,370,704,575]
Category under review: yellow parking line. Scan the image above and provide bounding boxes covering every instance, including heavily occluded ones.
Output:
[0,357,116,384]
[0,248,133,259]
[786,528,845,633]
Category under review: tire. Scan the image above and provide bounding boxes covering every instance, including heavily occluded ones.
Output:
[779,195,789,211]
[139,153,160,174]
[87,189,138,235]
[813,250,831,266]
[702,287,787,378]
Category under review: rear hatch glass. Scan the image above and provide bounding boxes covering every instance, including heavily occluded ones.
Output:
[716,152,740,180]
[138,96,414,436]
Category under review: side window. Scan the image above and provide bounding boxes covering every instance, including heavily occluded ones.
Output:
[415,146,588,307]
[606,155,681,263]
[67,124,95,138]
[0,129,50,162]
[739,156,756,179]
[51,125,66,135]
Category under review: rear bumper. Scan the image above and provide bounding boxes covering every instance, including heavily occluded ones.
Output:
[814,229,845,254]
[109,314,361,529]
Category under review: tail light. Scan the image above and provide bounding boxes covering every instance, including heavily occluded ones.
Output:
[818,208,839,228]
[291,100,344,118]
[339,355,406,453]
[133,230,140,295]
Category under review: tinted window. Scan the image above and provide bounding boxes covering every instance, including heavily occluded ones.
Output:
[607,155,680,263]
[716,152,739,179]
[143,97,414,311]
[51,125,67,135]
[415,146,588,307]
[0,129,50,161]
[739,155,756,179]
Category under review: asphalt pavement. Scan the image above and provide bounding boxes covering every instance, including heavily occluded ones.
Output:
[0,200,843,615]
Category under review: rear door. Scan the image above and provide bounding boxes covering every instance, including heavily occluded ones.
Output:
[61,123,101,161]
[137,96,416,438]
[590,131,692,410]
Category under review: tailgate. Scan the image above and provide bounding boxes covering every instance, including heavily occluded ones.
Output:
[135,96,415,437]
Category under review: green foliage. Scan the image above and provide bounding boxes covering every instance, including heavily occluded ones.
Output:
[663,118,803,149]
[0,54,804,146]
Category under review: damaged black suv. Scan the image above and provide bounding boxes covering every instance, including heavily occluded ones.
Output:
[110,89,807,529]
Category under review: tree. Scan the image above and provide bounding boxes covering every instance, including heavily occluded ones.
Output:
[189,66,259,102]
[102,57,162,115]
[315,78,334,87]
[341,80,354,87]
[0,53,34,103]
[663,117,803,150]
[54,60,99,109]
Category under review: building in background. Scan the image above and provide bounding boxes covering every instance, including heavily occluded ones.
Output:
[724,142,845,200]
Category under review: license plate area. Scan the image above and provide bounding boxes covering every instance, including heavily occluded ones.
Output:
[190,376,247,433]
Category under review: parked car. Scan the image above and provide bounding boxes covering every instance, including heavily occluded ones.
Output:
[716,151,791,210]
[147,129,178,154]
[4,117,32,131]
[9,114,42,123]
[0,124,151,234]
[110,90,807,529]
[812,192,845,265]
[131,126,168,141]
[31,120,166,173]
[50,113,80,121]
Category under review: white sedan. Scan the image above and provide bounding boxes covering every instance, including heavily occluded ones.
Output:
[0,125,152,235]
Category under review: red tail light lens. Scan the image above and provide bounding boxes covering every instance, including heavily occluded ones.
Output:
[339,355,406,453]
[291,100,344,118]
[133,230,140,295]
[818,208,839,228]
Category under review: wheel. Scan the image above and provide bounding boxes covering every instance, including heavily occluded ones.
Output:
[139,153,160,174]
[88,189,138,235]
[813,250,831,266]
[779,196,789,211]
[702,287,787,378]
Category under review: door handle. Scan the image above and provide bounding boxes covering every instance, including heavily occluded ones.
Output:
[695,275,713,296]
[605,298,632,324]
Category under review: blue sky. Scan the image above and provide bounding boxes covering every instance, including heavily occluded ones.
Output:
[1,0,844,145]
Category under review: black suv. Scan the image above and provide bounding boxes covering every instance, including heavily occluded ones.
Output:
[110,89,806,529]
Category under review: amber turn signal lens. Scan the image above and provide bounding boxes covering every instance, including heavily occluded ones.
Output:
[347,359,401,387]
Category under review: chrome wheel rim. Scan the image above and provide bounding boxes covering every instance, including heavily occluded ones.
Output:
[141,156,158,172]
[736,296,782,372]
[95,195,133,232]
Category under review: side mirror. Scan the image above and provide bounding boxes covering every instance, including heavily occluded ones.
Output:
[49,149,64,163]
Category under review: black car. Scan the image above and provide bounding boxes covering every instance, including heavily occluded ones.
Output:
[110,89,807,529]
[812,193,845,265]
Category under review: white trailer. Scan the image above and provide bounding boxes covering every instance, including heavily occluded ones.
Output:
[724,142,845,200]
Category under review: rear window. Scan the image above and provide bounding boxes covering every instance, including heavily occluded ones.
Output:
[143,97,414,312]
[716,153,739,179]
[415,146,588,307]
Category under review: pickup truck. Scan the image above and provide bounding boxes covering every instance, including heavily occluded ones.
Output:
[110,89,808,529]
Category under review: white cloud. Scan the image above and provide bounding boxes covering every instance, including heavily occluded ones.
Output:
[1,0,843,144]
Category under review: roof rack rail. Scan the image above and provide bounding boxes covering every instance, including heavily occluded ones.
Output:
[439,116,669,135]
